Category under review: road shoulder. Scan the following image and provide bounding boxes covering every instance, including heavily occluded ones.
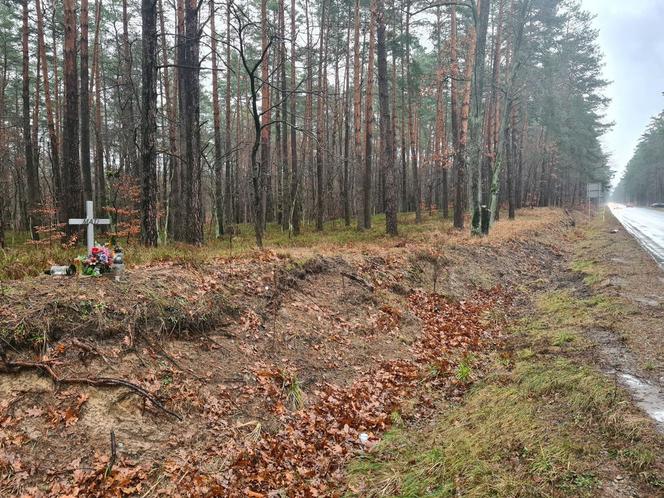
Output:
[346,212,664,497]
[577,210,664,379]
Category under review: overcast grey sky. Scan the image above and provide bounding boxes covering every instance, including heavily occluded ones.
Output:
[580,0,664,184]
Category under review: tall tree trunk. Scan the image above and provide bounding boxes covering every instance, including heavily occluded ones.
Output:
[92,0,106,211]
[390,53,398,210]
[399,9,407,213]
[22,0,40,238]
[351,0,363,228]
[224,2,234,229]
[52,6,63,174]
[80,0,93,203]
[449,5,462,228]
[329,37,339,219]
[278,0,289,232]
[342,2,352,227]
[210,0,224,236]
[275,62,283,226]
[289,0,301,235]
[0,47,5,247]
[483,0,504,208]
[434,67,447,216]
[515,106,526,208]
[52,8,63,163]
[169,0,185,240]
[362,3,376,230]
[260,0,271,229]
[63,0,82,234]
[506,102,516,219]
[376,0,396,235]
[140,0,158,245]
[159,0,177,238]
[182,0,203,244]
[452,5,477,229]
[234,47,242,225]
[36,0,62,211]
[469,0,491,234]
[121,0,137,176]
[432,7,446,219]
[489,0,529,222]
[304,0,314,223]
[101,50,112,176]
[315,0,327,231]
[248,56,265,248]
[404,4,421,223]
[31,54,40,170]
[169,0,200,243]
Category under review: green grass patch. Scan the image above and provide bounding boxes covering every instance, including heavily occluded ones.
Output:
[281,370,305,410]
[1,212,447,281]
[347,358,653,497]
[455,361,472,382]
[346,288,664,497]
[553,331,576,346]
[455,354,475,382]
[571,259,604,286]
[535,290,621,332]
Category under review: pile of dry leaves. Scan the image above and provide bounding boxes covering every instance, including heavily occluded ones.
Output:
[1,286,507,497]
[180,288,506,496]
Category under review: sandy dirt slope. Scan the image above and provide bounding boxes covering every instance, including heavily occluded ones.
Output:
[1,209,624,496]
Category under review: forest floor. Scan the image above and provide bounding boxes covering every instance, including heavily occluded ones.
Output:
[1,209,663,497]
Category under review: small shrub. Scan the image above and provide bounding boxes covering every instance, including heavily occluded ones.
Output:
[455,358,472,382]
[281,370,304,410]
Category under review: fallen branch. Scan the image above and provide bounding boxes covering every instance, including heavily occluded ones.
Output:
[1,359,182,421]
[137,329,205,382]
[104,430,117,478]
[70,338,110,365]
[340,271,375,292]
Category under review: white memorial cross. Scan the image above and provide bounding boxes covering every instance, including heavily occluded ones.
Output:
[68,200,111,254]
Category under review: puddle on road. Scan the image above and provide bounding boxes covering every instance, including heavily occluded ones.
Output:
[616,373,664,429]
[610,257,630,265]
[630,296,661,307]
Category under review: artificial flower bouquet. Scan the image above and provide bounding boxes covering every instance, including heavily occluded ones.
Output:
[78,245,115,276]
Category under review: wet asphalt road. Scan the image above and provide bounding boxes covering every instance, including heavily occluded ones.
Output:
[610,205,664,268]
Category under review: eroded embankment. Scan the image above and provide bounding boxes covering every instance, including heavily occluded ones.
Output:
[1,210,627,497]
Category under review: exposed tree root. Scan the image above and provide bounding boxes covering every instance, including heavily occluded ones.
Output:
[339,271,375,292]
[0,358,183,421]
[69,338,110,365]
[104,431,117,478]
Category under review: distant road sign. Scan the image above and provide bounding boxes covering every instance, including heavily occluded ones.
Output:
[587,183,603,200]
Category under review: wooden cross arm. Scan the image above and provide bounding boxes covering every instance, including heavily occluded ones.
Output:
[68,218,111,225]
